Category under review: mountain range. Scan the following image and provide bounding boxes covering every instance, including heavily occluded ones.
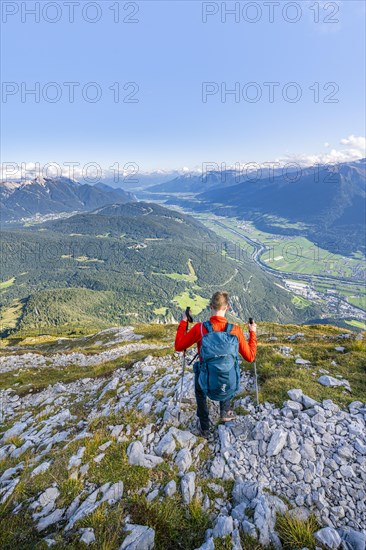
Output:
[0,177,136,224]
[142,165,315,196]
[163,159,366,256]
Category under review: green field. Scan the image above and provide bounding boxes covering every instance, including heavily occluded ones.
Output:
[0,277,15,290]
[345,320,366,330]
[204,216,365,281]
[261,235,364,278]
[291,295,313,309]
[153,307,168,315]
[313,282,366,311]
[0,299,23,335]
[196,215,255,257]
[192,215,366,314]
[172,290,209,315]
[156,259,198,283]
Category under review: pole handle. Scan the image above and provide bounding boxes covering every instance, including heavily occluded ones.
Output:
[186,306,193,323]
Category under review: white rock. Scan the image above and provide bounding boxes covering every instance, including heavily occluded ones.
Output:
[102,481,123,504]
[123,438,161,468]
[314,527,341,549]
[175,448,192,473]
[283,449,302,464]
[79,528,96,545]
[318,375,351,391]
[37,508,65,531]
[68,447,86,470]
[302,395,319,408]
[2,421,27,441]
[267,429,287,456]
[0,463,24,482]
[39,487,60,508]
[287,389,303,402]
[301,443,316,461]
[181,472,196,504]
[164,480,176,497]
[31,461,52,477]
[296,358,310,365]
[210,456,226,478]
[212,515,233,538]
[171,427,197,449]
[337,527,366,550]
[155,432,176,457]
[93,453,105,463]
[11,440,33,458]
[120,524,155,550]
[99,441,112,452]
[99,378,119,400]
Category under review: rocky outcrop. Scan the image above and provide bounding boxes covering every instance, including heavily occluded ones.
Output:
[0,330,365,548]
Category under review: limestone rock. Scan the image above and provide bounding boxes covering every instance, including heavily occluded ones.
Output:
[315,527,342,549]
[267,429,287,456]
[181,472,196,505]
[79,528,96,545]
[120,524,155,550]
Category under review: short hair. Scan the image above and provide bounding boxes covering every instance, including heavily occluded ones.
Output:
[210,291,229,311]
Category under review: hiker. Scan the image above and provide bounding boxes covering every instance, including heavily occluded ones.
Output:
[175,291,257,437]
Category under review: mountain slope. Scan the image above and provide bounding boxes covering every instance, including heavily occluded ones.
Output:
[0,177,136,223]
[144,166,316,196]
[146,171,242,194]
[194,160,366,256]
[0,202,321,334]
[0,323,365,548]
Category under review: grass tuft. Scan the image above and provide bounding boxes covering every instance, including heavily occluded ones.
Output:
[276,512,320,550]
[128,495,210,550]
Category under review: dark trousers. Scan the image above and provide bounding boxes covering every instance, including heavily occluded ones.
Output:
[194,368,231,431]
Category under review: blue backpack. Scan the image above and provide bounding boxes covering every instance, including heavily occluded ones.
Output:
[196,321,240,401]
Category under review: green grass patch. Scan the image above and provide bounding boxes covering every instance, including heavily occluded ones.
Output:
[0,277,15,290]
[128,496,210,550]
[291,296,313,309]
[87,440,151,492]
[276,512,320,550]
[345,320,366,330]
[0,300,23,334]
[172,291,209,315]
[154,307,168,316]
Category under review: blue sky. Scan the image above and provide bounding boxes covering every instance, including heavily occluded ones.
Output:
[1,0,365,174]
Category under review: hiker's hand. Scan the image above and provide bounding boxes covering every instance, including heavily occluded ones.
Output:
[181,310,188,322]
[248,321,257,333]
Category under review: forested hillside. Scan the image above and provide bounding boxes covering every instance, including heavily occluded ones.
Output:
[0,203,320,336]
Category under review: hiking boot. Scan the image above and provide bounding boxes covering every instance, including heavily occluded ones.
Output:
[197,419,210,439]
[199,426,211,439]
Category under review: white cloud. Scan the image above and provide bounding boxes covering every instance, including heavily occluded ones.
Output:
[1,135,365,181]
[340,135,366,149]
[277,134,366,168]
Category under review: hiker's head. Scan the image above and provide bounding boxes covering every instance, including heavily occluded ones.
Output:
[210,291,229,316]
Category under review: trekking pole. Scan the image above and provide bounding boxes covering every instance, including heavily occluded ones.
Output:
[249,317,259,407]
[176,307,193,420]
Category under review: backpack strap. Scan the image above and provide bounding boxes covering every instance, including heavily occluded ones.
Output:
[203,321,214,333]
[225,323,234,333]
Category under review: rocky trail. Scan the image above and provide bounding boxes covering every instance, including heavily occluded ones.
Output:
[0,326,365,549]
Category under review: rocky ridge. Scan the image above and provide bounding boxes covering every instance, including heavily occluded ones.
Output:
[0,327,365,549]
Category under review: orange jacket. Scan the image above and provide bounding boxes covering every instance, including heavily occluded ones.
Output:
[174,315,257,363]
